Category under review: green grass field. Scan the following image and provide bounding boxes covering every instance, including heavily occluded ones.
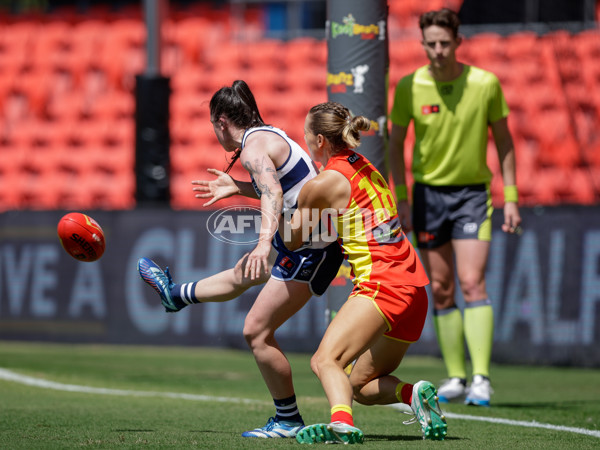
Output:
[0,341,599,449]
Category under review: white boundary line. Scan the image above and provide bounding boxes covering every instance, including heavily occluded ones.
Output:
[0,368,262,405]
[388,404,600,439]
[1,368,598,439]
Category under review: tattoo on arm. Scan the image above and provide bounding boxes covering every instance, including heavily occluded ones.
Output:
[243,157,278,201]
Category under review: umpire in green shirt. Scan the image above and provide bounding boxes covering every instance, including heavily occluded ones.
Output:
[389,8,522,407]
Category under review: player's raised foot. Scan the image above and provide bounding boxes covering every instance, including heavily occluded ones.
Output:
[242,417,304,438]
[465,375,493,407]
[411,380,448,440]
[296,422,364,444]
[437,377,467,403]
[137,258,186,312]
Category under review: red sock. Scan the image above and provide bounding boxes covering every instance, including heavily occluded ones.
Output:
[396,382,414,404]
[331,405,353,426]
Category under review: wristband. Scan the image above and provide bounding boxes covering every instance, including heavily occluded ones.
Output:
[504,185,519,203]
[395,184,408,201]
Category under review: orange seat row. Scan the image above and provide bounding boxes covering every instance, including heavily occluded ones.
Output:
[0,8,599,211]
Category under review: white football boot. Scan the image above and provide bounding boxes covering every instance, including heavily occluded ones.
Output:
[436,377,467,403]
[465,375,493,406]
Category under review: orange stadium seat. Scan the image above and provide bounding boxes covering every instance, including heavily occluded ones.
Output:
[204,41,246,72]
[201,64,250,95]
[171,119,201,148]
[504,31,540,60]
[572,107,599,148]
[582,140,600,168]
[45,91,86,122]
[110,18,146,48]
[511,58,547,88]
[0,170,23,211]
[537,137,582,170]
[475,59,514,87]
[3,5,596,210]
[87,90,135,120]
[102,119,134,148]
[244,65,286,96]
[284,37,324,67]
[0,39,29,75]
[573,29,600,60]
[281,61,327,95]
[169,17,213,64]
[171,173,209,210]
[580,57,600,93]
[245,39,284,71]
[560,167,597,204]
[70,22,107,71]
[565,83,599,142]
[1,21,38,54]
[78,66,110,102]
[171,91,210,122]
[389,39,428,72]
[170,143,193,176]
[99,37,145,91]
[532,110,580,168]
[8,71,51,117]
[518,81,566,115]
[464,32,505,63]
[528,167,565,206]
[170,65,207,94]
[51,119,97,148]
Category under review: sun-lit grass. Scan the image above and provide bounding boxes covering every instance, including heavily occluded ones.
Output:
[0,341,599,448]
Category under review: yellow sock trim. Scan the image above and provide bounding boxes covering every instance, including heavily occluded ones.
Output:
[395,382,407,403]
[331,404,353,415]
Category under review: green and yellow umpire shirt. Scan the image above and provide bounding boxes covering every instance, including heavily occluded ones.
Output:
[390,64,510,186]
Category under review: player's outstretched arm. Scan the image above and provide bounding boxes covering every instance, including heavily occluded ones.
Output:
[191,168,258,207]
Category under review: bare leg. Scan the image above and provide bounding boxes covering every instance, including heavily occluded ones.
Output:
[350,337,411,405]
[421,242,467,380]
[419,242,455,310]
[193,248,275,302]
[243,278,313,399]
[310,295,388,409]
[452,239,490,302]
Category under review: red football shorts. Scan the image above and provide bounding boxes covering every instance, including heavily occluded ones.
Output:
[350,282,428,343]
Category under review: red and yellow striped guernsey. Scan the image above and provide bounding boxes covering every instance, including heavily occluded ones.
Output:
[324,149,428,287]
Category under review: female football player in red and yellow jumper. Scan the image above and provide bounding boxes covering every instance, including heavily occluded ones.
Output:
[285,102,447,444]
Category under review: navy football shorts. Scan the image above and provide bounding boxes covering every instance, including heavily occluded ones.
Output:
[271,232,344,296]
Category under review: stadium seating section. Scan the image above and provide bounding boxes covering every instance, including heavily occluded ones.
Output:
[0,1,598,211]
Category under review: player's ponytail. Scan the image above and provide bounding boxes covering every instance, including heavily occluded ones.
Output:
[210,80,266,173]
[210,80,266,130]
[308,101,370,152]
[343,115,371,149]
[232,80,265,128]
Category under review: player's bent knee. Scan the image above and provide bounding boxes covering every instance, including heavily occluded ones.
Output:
[430,279,453,299]
[459,277,486,300]
[311,351,346,380]
[242,319,261,345]
[309,353,320,377]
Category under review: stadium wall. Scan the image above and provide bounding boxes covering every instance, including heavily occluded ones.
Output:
[0,206,599,367]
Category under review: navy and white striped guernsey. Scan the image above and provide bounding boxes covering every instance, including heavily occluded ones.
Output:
[242,126,319,215]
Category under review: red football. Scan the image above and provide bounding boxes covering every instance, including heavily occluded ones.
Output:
[57,213,106,262]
